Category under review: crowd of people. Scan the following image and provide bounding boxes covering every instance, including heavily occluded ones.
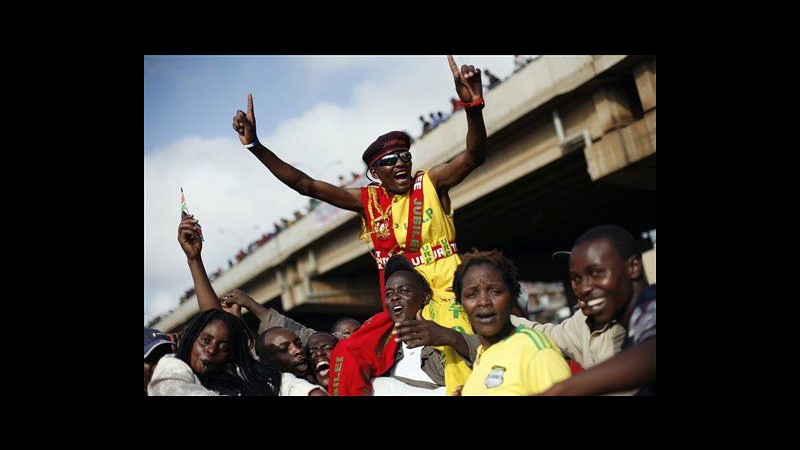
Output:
[145,55,655,396]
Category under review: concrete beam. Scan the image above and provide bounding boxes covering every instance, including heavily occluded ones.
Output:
[585,110,656,183]
[634,59,656,112]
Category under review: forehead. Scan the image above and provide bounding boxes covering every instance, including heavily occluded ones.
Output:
[308,334,337,346]
[335,320,358,331]
[201,319,229,338]
[463,263,504,284]
[570,238,620,268]
[386,270,419,287]
[265,328,299,345]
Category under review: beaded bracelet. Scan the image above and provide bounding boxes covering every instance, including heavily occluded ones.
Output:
[463,97,485,111]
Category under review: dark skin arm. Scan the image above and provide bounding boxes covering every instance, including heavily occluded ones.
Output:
[221,301,243,319]
[220,289,268,322]
[428,55,488,214]
[178,215,220,312]
[393,310,471,359]
[232,93,362,212]
[309,387,329,396]
[540,338,656,396]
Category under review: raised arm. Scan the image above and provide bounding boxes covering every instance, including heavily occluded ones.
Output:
[428,55,487,194]
[222,287,317,345]
[178,215,220,312]
[222,287,317,343]
[233,93,362,212]
[254,303,317,345]
[221,289,268,321]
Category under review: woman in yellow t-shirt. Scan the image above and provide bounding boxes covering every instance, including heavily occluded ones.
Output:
[454,249,571,396]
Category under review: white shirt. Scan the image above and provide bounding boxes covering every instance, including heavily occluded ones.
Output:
[147,354,322,396]
[391,343,437,385]
[370,345,446,396]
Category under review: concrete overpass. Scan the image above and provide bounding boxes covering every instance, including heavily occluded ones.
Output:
[153,55,656,332]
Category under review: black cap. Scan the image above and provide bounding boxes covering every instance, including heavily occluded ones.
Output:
[384,254,416,280]
[552,251,571,266]
[362,131,411,167]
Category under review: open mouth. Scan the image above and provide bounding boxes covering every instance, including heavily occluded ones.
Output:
[394,170,409,182]
[474,311,496,324]
[316,360,330,376]
[198,359,214,373]
[391,304,406,320]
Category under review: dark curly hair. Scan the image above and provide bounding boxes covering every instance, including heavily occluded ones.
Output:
[177,309,282,396]
[452,249,521,304]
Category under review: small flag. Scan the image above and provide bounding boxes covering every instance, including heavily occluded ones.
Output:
[180,187,189,218]
[180,187,203,241]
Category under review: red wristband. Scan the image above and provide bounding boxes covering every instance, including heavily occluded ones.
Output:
[463,97,485,111]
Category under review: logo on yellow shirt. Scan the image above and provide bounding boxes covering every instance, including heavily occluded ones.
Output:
[485,366,506,389]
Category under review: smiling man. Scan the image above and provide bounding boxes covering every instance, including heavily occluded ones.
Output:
[542,225,656,396]
[305,332,339,387]
[507,251,628,387]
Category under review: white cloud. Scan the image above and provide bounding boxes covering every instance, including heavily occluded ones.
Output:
[297,55,383,75]
[144,135,304,325]
[145,291,182,325]
[144,55,517,325]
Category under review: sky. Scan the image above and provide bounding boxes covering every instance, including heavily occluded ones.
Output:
[144,55,518,326]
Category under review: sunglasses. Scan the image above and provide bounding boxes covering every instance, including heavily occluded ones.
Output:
[372,151,412,168]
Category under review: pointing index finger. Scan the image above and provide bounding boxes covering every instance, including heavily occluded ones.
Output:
[447,55,460,79]
[247,92,254,119]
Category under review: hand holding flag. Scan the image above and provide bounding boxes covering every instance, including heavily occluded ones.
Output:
[180,187,203,241]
